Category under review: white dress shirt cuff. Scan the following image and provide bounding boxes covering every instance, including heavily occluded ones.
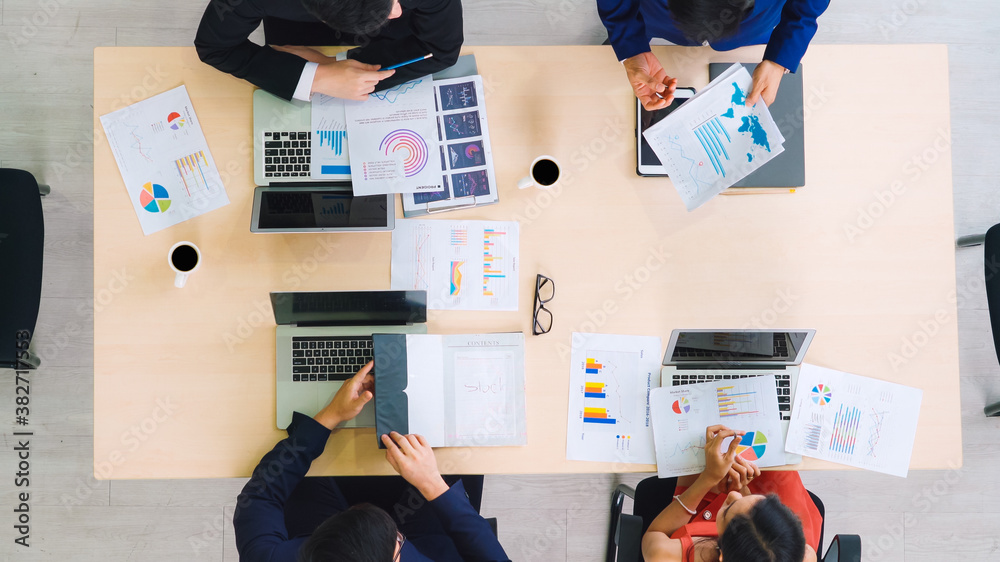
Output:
[292,62,319,102]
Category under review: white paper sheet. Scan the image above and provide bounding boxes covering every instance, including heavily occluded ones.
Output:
[566,333,662,465]
[99,85,230,235]
[402,75,499,215]
[310,94,351,180]
[785,364,923,477]
[344,77,442,195]
[643,63,785,211]
[650,375,787,478]
[390,219,519,311]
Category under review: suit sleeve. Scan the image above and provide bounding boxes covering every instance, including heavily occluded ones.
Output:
[349,0,464,90]
[762,0,830,72]
[232,412,330,561]
[195,0,308,100]
[428,481,511,562]
[597,0,649,62]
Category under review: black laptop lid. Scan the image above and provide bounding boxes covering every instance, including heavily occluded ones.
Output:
[270,291,427,327]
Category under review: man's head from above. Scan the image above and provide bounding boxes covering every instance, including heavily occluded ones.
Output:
[301,0,404,36]
[715,492,806,562]
[298,503,401,562]
[668,0,756,44]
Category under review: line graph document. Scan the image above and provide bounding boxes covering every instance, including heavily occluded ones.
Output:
[390,219,519,311]
[310,94,351,180]
[344,77,442,195]
[643,63,785,211]
[100,85,229,235]
[650,375,786,477]
[785,364,922,477]
[566,333,662,464]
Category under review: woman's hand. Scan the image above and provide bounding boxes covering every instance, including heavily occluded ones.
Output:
[313,361,374,429]
[698,425,744,486]
[746,59,786,107]
[722,455,760,495]
[623,51,678,111]
[381,432,450,500]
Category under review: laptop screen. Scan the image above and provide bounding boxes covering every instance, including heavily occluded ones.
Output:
[256,191,389,230]
[665,330,813,365]
[271,291,427,327]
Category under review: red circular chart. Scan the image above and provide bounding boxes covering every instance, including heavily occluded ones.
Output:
[379,129,429,177]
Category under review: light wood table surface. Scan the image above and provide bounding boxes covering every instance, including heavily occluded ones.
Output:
[93,44,959,479]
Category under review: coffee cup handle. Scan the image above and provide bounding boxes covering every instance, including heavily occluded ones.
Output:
[517,176,535,190]
[175,272,189,288]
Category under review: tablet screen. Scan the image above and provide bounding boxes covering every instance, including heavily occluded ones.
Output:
[636,89,694,175]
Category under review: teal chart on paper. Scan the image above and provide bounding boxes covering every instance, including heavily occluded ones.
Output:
[643,64,785,211]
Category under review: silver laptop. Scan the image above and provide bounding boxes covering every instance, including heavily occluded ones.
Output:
[273,291,428,429]
[661,329,816,464]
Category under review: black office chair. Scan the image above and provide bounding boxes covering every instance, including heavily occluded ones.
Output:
[0,169,47,370]
[607,477,861,562]
[957,225,1000,417]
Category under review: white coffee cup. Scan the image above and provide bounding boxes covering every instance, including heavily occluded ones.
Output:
[517,155,561,190]
[168,241,201,288]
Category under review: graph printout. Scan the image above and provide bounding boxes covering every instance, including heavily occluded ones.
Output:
[100,85,230,235]
[650,375,786,477]
[310,94,351,179]
[643,63,785,211]
[566,333,662,465]
[344,77,442,195]
[390,219,519,311]
[785,364,923,477]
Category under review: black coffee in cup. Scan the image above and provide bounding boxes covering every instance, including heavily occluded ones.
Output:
[532,158,560,186]
[170,244,199,272]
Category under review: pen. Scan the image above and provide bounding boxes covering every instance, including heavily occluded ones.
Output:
[383,53,433,71]
[720,188,797,196]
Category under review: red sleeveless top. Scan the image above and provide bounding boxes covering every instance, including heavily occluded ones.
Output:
[668,471,821,562]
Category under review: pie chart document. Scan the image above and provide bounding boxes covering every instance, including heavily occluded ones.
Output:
[650,375,786,478]
[785,364,923,477]
[100,85,230,235]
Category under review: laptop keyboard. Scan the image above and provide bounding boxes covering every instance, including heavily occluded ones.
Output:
[291,336,373,382]
[672,372,792,421]
[264,131,311,178]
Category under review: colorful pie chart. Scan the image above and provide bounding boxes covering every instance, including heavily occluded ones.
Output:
[167,111,185,130]
[811,384,833,405]
[671,397,691,414]
[138,182,171,213]
[736,431,767,461]
[465,144,481,159]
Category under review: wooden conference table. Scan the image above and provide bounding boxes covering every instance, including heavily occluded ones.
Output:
[93,44,959,479]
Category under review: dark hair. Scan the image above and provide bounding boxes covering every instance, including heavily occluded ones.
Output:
[298,503,398,562]
[299,0,395,36]
[667,0,755,44]
[715,494,806,562]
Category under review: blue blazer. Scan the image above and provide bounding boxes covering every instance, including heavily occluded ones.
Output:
[598,0,830,72]
[233,413,510,561]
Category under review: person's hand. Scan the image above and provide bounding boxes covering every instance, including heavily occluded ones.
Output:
[313,361,374,429]
[381,432,450,500]
[623,51,678,111]
[746,59,786,107]
[271,45,333,64]
[722,455,760,495]
[699,425,744,485]
[312,59,395,100]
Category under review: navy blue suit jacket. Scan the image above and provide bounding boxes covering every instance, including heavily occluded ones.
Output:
[233,412,510,561]
[598,0,830,72]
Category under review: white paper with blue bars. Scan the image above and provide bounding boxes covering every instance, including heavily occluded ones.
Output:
[643,63,785,211]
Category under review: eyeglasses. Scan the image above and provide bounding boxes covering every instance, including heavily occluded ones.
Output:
[532,274,555,335]
[392,531,406,562]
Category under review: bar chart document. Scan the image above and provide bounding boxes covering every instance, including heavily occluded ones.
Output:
[643,63,785,211]
[390,219,519,311]
[785,364,923,477]
[566,333,662,465]
[100,85,229,235]
[650,375,786,477]
[344,77,442,195]
[310,94,351,180]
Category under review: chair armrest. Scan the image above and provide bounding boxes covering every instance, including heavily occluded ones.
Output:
[822,534,861,562]
[607,484,637,562]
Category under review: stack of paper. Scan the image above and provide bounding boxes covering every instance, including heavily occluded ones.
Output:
[643,63,785,211]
